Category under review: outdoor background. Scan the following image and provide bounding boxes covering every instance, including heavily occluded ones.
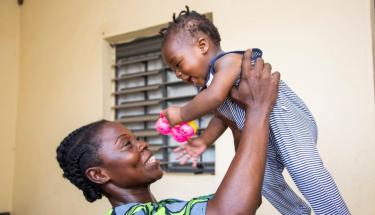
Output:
[1,0,374,214]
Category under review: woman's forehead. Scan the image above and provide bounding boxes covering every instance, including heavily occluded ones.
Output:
[100,122,133,143]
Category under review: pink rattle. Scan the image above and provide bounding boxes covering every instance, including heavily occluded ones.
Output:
[155,112,198,143]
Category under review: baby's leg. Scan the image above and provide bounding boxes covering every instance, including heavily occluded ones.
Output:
[270,93,350,214]
[262,135,311,215]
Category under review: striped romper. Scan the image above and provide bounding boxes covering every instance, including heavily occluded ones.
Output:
[205,51,350,215]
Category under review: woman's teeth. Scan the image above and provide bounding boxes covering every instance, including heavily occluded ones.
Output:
[145,155,156,166]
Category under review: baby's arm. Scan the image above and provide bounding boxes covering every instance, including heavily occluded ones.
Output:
[164,54,243,126]
[199,114,228,146]
[215,111,242,151]
[174,114,228,166]
[179,54,243,122]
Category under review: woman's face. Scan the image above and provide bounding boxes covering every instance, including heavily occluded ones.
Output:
[96,122,163,188]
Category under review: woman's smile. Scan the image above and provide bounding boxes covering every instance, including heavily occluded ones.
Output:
[144,155,159,168]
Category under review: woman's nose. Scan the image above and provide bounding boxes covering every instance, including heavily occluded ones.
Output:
[137,140,148,152]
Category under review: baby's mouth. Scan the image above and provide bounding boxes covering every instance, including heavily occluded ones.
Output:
[190,77,199,85]
[190,77,204,87]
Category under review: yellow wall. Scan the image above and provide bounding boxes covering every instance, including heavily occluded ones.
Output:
[7,0,375,214]
[0,0,19,212]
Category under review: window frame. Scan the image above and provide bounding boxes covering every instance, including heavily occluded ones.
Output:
[112,35,215,174]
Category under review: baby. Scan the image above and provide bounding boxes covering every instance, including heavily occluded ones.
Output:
[160,6,350,215]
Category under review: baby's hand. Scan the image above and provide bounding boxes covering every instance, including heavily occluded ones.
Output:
[173,137,207,167]
[162,106,183,127]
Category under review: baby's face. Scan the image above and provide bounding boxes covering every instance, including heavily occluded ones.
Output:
[162,38,209,87]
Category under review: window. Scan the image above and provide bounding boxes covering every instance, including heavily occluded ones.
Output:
[113,35,214,173]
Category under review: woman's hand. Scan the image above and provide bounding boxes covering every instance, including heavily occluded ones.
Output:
[230,49,280,114]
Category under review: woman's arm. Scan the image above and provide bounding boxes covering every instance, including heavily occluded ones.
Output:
[206,50,280,215]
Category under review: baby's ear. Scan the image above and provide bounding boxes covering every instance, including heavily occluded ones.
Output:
[197,37,209,54]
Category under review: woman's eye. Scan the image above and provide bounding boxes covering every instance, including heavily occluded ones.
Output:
[122,140,131,148]
[175,62,180,68]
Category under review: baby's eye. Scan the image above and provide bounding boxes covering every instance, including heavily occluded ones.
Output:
[175,62,181,68]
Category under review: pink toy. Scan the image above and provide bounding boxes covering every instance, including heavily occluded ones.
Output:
[155,116,171,135]
[155,113,198,143]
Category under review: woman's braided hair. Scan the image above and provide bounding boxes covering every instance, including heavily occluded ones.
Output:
[56,120,108,202]
[160,6,221,47]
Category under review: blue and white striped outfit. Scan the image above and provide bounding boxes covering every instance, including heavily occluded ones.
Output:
[205,51,350,215]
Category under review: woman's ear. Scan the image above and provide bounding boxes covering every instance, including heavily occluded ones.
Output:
[85,167,110,185]
[197,37,209,54]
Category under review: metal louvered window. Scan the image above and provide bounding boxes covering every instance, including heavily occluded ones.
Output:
[113,36,215,173]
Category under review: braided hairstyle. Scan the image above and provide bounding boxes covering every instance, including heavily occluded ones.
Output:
[56,120,108,202]
[160,6,221,47]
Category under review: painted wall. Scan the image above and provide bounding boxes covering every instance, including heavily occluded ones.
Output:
[0,0,19,212]
[9,0,375,214]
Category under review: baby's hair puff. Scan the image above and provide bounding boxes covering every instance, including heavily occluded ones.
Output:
[160,6,221,47]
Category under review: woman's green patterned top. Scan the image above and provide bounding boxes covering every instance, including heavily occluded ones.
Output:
[106,194,213,215]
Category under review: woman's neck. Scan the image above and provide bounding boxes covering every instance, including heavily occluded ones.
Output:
[105,184,156,207]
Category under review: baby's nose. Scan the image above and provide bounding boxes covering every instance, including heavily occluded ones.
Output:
[175,70,183,79]
[179,73,189,81]
[175,71,188,81]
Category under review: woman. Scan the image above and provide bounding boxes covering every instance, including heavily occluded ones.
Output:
[56,50,280,215]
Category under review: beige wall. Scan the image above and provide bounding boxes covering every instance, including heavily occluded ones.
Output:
[372,0,375,95]
[5,0,375,214]
[0,0,19,212]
